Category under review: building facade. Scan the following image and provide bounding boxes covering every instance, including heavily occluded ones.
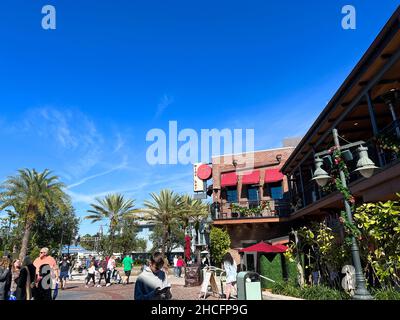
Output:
[280,7,400,227]
[206,145,298,271]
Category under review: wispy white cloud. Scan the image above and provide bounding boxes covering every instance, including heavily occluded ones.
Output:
[113,133,125,153]
[67,170,193,205]
[155,94,174,118]
[67,156,129,189]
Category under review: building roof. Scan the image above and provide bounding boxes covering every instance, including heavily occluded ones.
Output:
[281,6,400,174]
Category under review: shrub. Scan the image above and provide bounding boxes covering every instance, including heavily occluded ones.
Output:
[272,281,349,300]
[300,285,350,300]
[373,288,400,300]
[209,227,230,266]
[260,255,298,289]
[271,280,301,298]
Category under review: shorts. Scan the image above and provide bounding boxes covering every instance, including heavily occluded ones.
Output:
[124,270,131,277]
[60,271,69,280]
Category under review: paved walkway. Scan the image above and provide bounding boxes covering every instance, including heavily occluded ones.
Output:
[57,270,298,300]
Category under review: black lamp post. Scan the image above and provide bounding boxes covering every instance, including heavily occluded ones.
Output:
[312,128,377,300]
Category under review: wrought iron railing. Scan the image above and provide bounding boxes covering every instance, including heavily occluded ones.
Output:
[288,119,400,214]
[215,199,291,219]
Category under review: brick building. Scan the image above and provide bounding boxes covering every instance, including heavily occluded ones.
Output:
[204,143,299,271]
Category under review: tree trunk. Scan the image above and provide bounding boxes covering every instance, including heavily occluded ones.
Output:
[162,228,168,256]
[110,228,115,256]
[19,218,33,261]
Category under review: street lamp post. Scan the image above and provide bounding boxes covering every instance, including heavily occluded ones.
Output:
[312,128,376,300]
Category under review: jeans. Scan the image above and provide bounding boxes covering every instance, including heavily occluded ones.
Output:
[98,272,107,285]
[86,274,95,285]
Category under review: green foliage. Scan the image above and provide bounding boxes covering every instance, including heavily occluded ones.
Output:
[209,227,230,266]
[372,288,400,300]
[260,255,297,289]
[32,204,79,252]
[285,223,350,275]
[85,193,139,255]
[260,255,282,288]
[0,168,72,259]
[272,281,349,300]
[142,189,182,255]
[271,280,301,298]
[231,201,271,217]
[354,196,400,287]
[300,285,350,300]
[142,191,209,255]
[150,223,185,253]
[375,132,400,155]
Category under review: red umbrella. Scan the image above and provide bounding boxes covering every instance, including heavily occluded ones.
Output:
[239,241,287,253]
[272,244,288,252]
[184,235,191,261]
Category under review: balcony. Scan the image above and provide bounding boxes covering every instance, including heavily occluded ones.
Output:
[289,120,400,214]
[214,199,291,221]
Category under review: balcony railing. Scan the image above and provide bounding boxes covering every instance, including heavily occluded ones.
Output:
[215,199,291,220]
[289,119,400,213]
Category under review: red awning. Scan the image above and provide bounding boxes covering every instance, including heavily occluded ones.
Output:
[241,170,260,185]
[264,169,284,184]
[239,241,287,253]
[221,172,238,187]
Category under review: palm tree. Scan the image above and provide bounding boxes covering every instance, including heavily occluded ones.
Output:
[0,169,70,261]
[178,195,209,263]
[142,189,182,256]
[178,195,209,235]
[85,193,138,255]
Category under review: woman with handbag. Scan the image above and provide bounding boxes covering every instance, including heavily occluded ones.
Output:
[16,256,36,300]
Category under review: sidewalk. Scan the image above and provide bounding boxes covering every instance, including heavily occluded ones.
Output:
[67,268,186,286]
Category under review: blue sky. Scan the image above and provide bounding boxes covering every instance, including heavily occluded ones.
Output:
[0,1,399,235]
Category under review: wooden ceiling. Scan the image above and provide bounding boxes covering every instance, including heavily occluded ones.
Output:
[282,7,400,174]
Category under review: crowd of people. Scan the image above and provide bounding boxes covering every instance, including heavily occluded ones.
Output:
[0,247,60,300]
[0,249,137,300]
[1,248,238,301]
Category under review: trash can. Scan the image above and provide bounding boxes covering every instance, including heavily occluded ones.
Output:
[237,271,262,300]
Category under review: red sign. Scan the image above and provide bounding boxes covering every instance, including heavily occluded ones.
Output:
[197,164,212,180]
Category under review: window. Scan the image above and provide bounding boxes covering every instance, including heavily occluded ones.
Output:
[247,186,259,201]
[264,182,283,200]
[247,186,259,208]
[226,187,238,203]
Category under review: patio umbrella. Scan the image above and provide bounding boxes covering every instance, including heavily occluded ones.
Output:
[239,241,287,253]
[184,235,192,261]
[239,241,288,273]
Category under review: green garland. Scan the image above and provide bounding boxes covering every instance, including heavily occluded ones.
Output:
[231,200,271,217]
[321,146,359,243]
[375,132,400,154]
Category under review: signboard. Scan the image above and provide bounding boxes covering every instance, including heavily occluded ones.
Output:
[193,192,207,200]
[200,271,219,299]
[193,163,206,192]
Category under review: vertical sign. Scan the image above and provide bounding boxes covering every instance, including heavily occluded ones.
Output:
[193,163,206,192]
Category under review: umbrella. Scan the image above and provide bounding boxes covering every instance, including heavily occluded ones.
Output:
[184,235,191,261]
[239,241,287,253]
[239,241,288,273]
